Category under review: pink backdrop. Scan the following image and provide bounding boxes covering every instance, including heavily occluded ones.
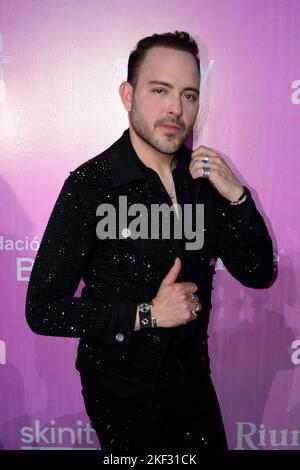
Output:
[1,0,300,450]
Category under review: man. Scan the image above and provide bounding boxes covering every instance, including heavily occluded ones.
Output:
[26,31,274,452]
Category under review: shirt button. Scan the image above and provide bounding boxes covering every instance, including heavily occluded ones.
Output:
[153,335,161,343]
[115,333,125,343]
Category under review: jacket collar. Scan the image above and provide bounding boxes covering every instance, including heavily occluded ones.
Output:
[109,128,192,188]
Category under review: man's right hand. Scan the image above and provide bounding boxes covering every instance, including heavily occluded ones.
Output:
[151,257,201,328]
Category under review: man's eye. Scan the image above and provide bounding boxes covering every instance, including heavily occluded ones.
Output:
[153,88,165,94]
[185,94,197,101]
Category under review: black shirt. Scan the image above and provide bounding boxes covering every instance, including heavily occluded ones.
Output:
[25,129,274,388]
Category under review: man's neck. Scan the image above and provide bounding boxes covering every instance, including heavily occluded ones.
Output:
[129,127,176,178]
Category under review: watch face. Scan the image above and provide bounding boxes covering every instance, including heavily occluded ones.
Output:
[140,303,150,313]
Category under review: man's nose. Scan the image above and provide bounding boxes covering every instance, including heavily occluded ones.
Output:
[167,95,183,116]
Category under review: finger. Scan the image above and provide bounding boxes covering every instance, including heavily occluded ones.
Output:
[188,298,201,310]
[191,302,202,319]
[179,282,198,293]
[194,301,202,312]
[161,257,182,286]
[189,159,220,173]
[190,165,218,180]
[191,146,219,158]
[191,293,199,303]
[190,155,223,171]
[183,292,198,303]
[189,305,200,321]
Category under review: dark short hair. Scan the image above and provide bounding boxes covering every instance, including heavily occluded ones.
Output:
[127,31,200,87]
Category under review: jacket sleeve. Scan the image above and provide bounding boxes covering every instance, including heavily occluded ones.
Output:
[25,175,137,344]
[214,187,274,288]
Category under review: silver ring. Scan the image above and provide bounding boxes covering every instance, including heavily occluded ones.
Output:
[191,293,199,302]
[191,311,198,319]
[191,301,200,314]
[195,158,209,167]
[202,155,209,163]
[202,167,210,178]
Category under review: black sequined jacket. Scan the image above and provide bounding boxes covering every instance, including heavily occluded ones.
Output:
[25,129,274,393]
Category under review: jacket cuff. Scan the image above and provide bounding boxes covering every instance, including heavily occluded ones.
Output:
[109,301,138,345]
[227,187,257,223]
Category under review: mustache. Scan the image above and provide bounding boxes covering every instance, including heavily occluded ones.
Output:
[156,119,185,130]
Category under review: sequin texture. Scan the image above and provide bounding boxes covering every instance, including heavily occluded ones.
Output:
[25,129,274,451]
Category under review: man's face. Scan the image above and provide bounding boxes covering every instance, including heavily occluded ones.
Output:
[129,46,200,155]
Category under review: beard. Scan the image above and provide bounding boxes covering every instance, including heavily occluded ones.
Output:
[129,95,194,155]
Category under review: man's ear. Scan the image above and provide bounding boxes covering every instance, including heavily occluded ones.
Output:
[119,81,133,112]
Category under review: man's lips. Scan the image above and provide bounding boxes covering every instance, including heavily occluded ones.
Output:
[159,123,182,131]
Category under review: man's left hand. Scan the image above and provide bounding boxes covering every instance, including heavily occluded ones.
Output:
[189,145,244,203]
